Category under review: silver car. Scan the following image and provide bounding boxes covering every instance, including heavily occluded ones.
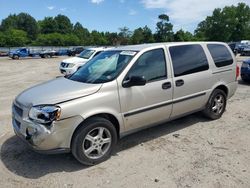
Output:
[12,42,238,165]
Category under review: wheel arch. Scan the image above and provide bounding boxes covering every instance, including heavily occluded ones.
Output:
[70,113,121,148]
[214,84,228,97]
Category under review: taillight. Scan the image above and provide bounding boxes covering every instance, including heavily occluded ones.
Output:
[236,64,240,80]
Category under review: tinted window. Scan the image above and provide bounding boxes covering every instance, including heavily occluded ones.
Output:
[127,49,167,82]
[169,45,209,77]
[207,44,233,67]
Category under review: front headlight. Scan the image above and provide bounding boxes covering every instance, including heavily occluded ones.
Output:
[29,105,61,124]
[67,63,75,68]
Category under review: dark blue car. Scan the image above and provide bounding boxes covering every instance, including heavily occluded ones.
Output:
[241,59,250,82]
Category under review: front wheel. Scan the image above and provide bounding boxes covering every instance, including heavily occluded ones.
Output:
[71,117,117,165]
[12,55,19,59]
[203,89,227,120]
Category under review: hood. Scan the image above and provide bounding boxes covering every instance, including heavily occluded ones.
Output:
[9,50,18,54]
[62,56,88,64]
[16,77,102,106]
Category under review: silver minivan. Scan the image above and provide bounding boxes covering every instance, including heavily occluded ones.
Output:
[12,42,238,165]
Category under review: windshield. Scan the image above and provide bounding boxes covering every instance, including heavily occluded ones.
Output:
[78,49,95,59]
[69,50,137,84]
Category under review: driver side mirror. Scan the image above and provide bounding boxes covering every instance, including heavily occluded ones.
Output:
[122,76,146,88]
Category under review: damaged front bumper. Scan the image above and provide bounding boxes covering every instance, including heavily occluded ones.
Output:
[12,101,83,154]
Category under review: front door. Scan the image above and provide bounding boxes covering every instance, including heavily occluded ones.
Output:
[118,48,173,132]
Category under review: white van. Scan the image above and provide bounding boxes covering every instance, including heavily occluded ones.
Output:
[59,47,111,75]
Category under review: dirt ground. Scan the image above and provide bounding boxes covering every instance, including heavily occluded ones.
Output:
[0,55,249,188]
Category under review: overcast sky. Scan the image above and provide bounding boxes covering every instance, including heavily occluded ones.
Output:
[0,0,249,33]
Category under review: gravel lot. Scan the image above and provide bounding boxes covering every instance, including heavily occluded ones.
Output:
[0,55,249,188]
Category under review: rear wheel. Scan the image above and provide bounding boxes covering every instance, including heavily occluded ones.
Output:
[71,117,117,165]
[203,89,227,120]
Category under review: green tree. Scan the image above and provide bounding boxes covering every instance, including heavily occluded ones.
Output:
[0,14,18,31]
[16,13,38,39]
[231,3,250,41]
[64,34,80,46]
[195,3,250,41]
[130,27,144,44]
[155,14,174,42]
[0,13,38,40]
[118,26,132,45]
[0,31,6,46]
[73,22,91,45]
[142,26,155,43]
[35,33,65,46]
[105,32,120,45]
[174,29,194,41]
[90,30,108,45]
[54,14,73,34]
[38,17,58,34]
[130,26,155,44]
[4,29,28,47]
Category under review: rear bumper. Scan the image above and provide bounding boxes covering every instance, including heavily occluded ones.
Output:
[227,81,238,99]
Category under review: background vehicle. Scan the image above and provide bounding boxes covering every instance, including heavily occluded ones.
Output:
[9,48,56,59]
[9,48,39,59]
[55,49,69,56]
[240,46,250,56]
[59,47,111,75]
[40,50,56,58]
[241,59,250,82]
[0,51,8,56]
[228,42,238,55]
[67,47,85,56]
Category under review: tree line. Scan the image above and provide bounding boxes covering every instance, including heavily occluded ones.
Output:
[0,2,249,47]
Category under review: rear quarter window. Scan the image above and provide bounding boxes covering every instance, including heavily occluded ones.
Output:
[207,44,233,67]
[169,44,209,77]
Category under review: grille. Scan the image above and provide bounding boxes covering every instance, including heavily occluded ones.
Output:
[13,104,23,117]
[14,119,21,129]
[61,62,68,68]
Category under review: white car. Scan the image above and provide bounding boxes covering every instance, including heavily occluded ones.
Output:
[59,47,111,75]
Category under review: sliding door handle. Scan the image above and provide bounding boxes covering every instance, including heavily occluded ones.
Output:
[175,79,184,87]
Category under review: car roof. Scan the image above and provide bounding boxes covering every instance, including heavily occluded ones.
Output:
[86,47,113,51]
[110,42,228,52]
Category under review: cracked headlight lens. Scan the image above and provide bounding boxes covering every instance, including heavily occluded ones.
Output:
[29,105,61,124]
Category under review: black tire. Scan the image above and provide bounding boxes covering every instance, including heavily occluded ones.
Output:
[242,78,250,83]
[13,55,19,60]
[203,89,227,120]
[44,54,49,58]
[71,117,118,165]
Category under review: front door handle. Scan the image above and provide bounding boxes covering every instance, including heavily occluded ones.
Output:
[162,82,172,90]
[175,79,184,87]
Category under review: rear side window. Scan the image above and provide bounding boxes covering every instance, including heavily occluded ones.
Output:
[207,44,233,67]
[169,45,209,77]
